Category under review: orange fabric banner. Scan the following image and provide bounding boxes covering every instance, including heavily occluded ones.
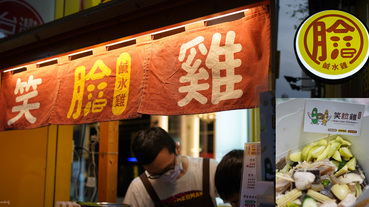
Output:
[50,45,145,125]
[0,45,145,131]
[139,6,270,115]
[0,66,58,130]
[0,4,270,131]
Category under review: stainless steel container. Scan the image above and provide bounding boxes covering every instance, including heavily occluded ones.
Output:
[80,202,130,207]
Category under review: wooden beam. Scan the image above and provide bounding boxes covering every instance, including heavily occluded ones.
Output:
[44,125,58,207]
[0,0,264,71]
[98,121,119,202]
[54,125,74,204]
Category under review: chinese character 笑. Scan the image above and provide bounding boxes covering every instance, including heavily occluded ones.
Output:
[334,112,341,119]
[7,75,42,125]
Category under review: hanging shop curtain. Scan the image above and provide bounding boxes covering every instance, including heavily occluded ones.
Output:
[0,4,271,131]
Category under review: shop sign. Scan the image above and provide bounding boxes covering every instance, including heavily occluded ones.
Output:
[139,7,270,115]
[304,100,365,136]
[240,143,274,206]
[0,0,44,39]
[0,45,145,130]
[0,5,270,131]
[295,10,369,83]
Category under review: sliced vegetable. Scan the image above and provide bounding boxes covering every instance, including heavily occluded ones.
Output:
[332,150,342,162]
[346,157,356,171]
[339,147,353,158]
[286,202,299,207]
[276,189,302,207]
[277,136,367,207]
[76,201,101,206]
[290,151,302,162]
[331,160,340,170]
[310,146,325,159]
[301,195,318,207]
[335,165,348,177]
[301,144,313,161]
[337,160,347,172]
[335,136,352,146]
[327,141,341,158]
[331,184,350,200]
[316,145,331,161]
[317,139,328,146]
[306,189,335,203]
[355,183,362,197]
[321,179,331,187]
[343,156,351,161]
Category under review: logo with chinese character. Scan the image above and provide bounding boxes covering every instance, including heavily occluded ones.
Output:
[307,107,331,126]
[295,10,369,82]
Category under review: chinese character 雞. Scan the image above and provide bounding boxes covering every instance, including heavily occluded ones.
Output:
[177,31,243,107]
[205,31,242,104]
[177,36,209,107]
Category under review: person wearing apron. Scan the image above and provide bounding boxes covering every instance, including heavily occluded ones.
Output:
[124,127,218,207]
[214,149,244,207]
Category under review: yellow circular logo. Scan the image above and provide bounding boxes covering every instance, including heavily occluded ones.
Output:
[295,10,369,81]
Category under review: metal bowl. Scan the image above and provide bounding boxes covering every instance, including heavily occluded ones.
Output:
[79,202,130,207]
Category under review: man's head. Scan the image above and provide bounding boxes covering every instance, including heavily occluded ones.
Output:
[132,127,181,182]
[132,127,176,165]
[214,149,244,207]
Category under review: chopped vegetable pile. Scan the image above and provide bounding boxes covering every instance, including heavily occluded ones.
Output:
[76,201,101,206]
[276,136,368,207]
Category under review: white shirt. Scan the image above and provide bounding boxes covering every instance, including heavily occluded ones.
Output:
[123,156,218,207]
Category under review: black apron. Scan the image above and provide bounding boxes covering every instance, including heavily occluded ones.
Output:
[139,158,214,207]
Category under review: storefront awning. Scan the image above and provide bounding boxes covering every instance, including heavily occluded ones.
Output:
[0,5,271,131]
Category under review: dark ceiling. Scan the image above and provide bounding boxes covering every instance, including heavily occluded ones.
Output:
[0,0,265,71]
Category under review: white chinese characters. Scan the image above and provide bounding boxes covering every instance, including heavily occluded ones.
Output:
[7,75,42,125]
[177,31,242,107]
[0,12,38,37]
